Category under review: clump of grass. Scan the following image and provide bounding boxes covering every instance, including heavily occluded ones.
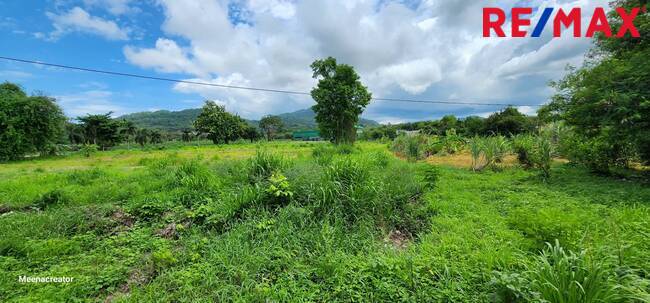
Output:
[312,145,334,166]
[492,241,625,302]
[33,190,69,210]
[527,241,618,302]
[247,149,287,182]
[391,135,429,161]
[468,136,511,171]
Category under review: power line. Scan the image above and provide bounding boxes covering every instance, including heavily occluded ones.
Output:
[0,56,542,107]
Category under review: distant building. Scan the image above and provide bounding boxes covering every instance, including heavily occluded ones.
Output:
[292,130,321,141]
[396,130,420,137]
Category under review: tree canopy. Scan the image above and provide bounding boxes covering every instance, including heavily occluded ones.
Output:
[194,101,247,144]
[259,115,284,141]
[541,0,650,168]
[0,82,66,161]
[310,57,372,144]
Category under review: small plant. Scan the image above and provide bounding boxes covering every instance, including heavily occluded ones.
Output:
[266,173,293,203]
[80,144,98,158]
[468,136,483,171]
[421,165,441,189]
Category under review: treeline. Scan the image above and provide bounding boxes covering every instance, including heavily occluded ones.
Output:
[361,107,538,141]
[538,0,649,173]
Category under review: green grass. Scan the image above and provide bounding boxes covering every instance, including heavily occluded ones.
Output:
[0,141,649,302]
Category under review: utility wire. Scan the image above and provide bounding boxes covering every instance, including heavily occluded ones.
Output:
[0,56,542,107]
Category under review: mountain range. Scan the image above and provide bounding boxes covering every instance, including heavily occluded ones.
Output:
[120,108,379,132]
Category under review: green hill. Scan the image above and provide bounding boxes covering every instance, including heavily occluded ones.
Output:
[120,108,379,132]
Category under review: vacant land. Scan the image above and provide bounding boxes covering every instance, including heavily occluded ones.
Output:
[1,142,649,302]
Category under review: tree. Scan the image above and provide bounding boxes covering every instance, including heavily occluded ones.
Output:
[118,119,137,149]
[462,116,485,137]
[541,0,650,168]
[259,115,284,141]
[483,107,535,137]
[181,129,194,142]
[193,101,244,144]
[0,82,66,161]
[149,130,163,144]
[135,128,149,146]
[310,57,372,144]
[242,125,262,143]
[77,113,122,149]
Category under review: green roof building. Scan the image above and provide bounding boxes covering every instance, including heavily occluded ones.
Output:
[292,130,321,141]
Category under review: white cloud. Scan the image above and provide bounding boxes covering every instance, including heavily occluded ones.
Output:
[46,7,129,41]
[123,0,609,120]
[83,0,138,15]
[55,90,125,117]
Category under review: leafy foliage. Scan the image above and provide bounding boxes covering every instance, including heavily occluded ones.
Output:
[311,57,372,144]
[193,101,247,144]
[0,82,66,161]
[259,115,284,141]
[541,0,650,170]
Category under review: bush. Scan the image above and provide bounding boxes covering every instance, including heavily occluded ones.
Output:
[80,144,98,158]
[512,134,535,169]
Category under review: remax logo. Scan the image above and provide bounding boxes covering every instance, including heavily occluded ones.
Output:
[483,7,646,38]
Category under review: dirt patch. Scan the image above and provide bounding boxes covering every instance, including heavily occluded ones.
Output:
[111,210,134,228]
[104,269,151,303]
[0,205,11,215]
[156,223,179,239]
[385,230,412,250]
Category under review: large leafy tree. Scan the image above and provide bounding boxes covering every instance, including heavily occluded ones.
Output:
[259,115,284,141]
[0,82,66,161]
[77,113,122,149]
[194,101,245,144]
[310,57,372,144]
[541,0,650,167]
[483,107,535,137]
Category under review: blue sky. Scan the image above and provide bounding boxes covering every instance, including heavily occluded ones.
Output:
[0,0,607,123]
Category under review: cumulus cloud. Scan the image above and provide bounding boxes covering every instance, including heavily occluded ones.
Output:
[46,7,129,41]
[123,0,609,120]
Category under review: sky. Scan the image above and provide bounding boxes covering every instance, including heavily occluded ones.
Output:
[0,0,609,123]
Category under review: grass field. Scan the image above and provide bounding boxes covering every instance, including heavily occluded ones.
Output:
[1,141,649,302]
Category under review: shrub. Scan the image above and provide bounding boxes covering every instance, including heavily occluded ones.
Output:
[512,134,535,169]
[80,144,98,158]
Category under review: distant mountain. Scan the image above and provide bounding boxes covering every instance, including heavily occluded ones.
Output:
[120,108,379,132]
[120,109,202,132]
